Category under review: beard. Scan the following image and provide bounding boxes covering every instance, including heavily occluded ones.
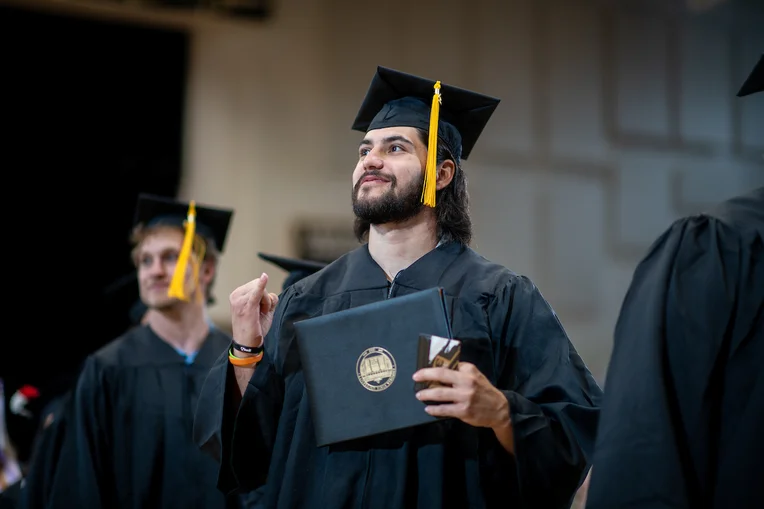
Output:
[352,170,425,225]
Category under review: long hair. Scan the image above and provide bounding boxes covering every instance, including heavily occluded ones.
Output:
[353,130,473,245]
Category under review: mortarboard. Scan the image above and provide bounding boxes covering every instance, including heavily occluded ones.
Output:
[351,66,500,207]
[133,194,234,253]
[133,194,234,302]
[737,54,764,97]
[258,252,328,291]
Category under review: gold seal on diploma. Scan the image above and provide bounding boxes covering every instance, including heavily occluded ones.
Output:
[356,347,397,392]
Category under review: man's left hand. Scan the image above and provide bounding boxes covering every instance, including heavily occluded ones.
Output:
[413,362,510,429]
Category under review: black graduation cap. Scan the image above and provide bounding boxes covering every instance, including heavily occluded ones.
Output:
[351,66,500,161]
[737,54,764,97]
[133,193,234,253]
[258,252,327,290]
[351,66,500,207]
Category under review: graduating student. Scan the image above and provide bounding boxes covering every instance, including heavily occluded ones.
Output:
[586,55,764,509]
[46,194,242,509]
[196,67,602,509]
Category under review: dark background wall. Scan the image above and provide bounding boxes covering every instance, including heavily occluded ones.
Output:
[0,3,188,462]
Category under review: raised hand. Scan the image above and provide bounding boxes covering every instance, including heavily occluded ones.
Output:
[229,273,279,351]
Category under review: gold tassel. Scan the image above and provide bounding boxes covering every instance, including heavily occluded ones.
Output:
[168,201,196,301]
[421,80,441,208]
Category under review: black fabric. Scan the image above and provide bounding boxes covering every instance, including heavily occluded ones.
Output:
[195,241,602,509]
[39,325,241,509]
[737,54,764,97]
[587,187,764,509]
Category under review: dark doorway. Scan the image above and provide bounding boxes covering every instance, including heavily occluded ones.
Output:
[0,4,188,463]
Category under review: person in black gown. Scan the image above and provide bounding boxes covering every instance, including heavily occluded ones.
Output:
[194,67,603,509]
[42,194,243,509]
[585,55,764,509]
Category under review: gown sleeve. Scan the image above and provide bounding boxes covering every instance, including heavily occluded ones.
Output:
[43,357,117,508]
[194,287,300,495]
[586,213,763,509]
[487,275,603,509]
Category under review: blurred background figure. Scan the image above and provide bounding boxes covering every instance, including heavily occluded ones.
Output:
[585,56,763,509]
[0,381,22,500]
[40,195,242,509]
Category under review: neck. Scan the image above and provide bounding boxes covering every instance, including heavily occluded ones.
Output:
[367,209,439,279]
[147,301,210,356]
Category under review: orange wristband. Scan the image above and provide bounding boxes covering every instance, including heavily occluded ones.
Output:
[228,345,263,367]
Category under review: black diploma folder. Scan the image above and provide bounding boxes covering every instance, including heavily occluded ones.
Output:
[294,287,453,446]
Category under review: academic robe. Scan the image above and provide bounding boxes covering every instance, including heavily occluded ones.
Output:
[195,240,602,509]
[43,325,241,509]
[0,482,21,509]
[15,393,70,509]
[586,187,764,509]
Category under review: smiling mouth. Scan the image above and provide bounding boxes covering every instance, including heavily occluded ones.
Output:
[361,177,390,185]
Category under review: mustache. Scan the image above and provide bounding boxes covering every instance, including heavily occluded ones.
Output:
[354,170,396,193]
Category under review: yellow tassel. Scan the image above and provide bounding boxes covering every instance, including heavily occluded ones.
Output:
[168,200,196,301]
[421,81,441,208]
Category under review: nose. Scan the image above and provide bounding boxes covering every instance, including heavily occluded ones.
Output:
[146,258,167,278]
[362,146,384,171]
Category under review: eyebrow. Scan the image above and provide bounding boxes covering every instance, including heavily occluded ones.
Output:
[359,135,416,148]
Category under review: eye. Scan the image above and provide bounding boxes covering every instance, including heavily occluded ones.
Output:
[359,147,370,157]
[139,255,153,267]
[390,145,403,152]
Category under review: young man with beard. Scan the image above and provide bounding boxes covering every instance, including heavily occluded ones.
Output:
[195,67,602,509]
[43,194,243,509]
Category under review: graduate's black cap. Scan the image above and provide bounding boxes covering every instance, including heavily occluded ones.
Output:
[737,54,764,97]
[258,252,328,290]
[133,194,234,253]
[351,66,500,161]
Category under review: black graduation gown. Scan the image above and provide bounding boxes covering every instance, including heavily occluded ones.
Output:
[0,482,22,509]
[195,241,602,509]
[15,393,70,509]
[586,187,764,509]
[44,325,240,509]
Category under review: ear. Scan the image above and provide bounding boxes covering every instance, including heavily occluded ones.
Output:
[435,159,455,191]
